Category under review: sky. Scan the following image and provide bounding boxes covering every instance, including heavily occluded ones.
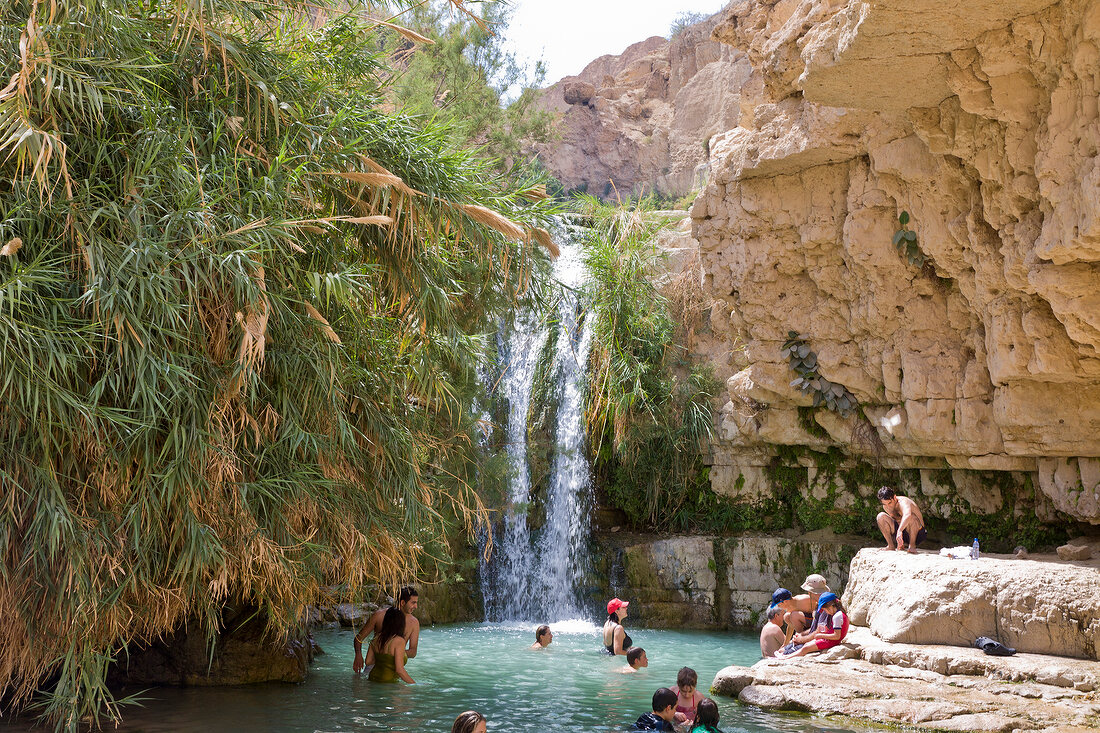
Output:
[499,0,730,84]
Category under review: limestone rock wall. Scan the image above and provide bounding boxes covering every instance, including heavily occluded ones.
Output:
[588,532,866,628]
[531,16,751,199]
[693,0,1100,526]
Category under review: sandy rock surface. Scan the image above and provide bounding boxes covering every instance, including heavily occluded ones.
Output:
[675,0,1100,525]
[844,548,1100,659]
[528,14,749,198]
[712,627,1100,731]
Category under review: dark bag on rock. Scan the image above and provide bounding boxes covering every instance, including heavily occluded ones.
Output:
[974,636,1016,656]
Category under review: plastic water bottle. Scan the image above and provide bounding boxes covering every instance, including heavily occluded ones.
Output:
[970,538,980,560]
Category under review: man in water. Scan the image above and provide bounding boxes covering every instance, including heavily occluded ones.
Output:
[876,486,926,553]
[353,586,420,673]
[529,625,553,650]
[617,646,648,673]
[759,606,786,658]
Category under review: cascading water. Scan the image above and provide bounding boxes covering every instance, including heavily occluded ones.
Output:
[480,229,594,622]
[482,309,546,614]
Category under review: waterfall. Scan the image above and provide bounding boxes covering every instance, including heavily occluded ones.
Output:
[480,231,594,622]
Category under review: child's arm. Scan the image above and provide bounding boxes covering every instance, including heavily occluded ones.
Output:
[814,614,847,641]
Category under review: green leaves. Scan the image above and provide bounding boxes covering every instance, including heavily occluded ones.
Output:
[893,210,926,267]
[782,334,858,418]
[580,196,716,530]
[0,1,559,729]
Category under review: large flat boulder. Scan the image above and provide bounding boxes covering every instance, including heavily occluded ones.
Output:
[844,548,1100,659]
[710,627,1100,732]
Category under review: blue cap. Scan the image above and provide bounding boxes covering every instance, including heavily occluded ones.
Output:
[771,588,793,604]
[817,592,838,610]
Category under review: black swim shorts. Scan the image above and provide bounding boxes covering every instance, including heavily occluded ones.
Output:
[891,519,927,547]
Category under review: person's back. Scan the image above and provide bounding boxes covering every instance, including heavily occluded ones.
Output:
[689,698,722,733]
[367,633,405,682]
[631,713,673,731]
[366,607,415,683]
[759,606,786,658]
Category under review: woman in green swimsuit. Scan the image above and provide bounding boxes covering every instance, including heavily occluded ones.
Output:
[366,608,415,683]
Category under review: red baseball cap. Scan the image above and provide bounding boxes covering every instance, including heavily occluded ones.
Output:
[607,598,629,614]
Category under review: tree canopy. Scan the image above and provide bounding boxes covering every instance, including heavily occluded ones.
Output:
[0,0,557,728]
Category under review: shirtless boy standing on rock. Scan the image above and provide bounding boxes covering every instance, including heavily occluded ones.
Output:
[876,486,926,553]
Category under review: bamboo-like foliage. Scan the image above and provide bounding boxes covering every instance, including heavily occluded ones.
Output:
[578,196,716,528]
[0,0,555,728]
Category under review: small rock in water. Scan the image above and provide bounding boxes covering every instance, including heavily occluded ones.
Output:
[1056,543,1092,561]
[1013,546,1028,559]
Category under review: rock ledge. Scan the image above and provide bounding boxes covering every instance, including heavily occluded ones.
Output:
[712,628,1100,732]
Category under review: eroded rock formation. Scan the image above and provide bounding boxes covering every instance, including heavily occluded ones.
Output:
[692,0,1100,528]
[531,16,750,198]
[109,606,316,686]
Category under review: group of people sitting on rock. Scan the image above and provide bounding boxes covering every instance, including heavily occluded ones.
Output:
[759,574,850,659]
[752,485,925,659]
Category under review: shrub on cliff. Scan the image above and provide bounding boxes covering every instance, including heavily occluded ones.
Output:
[578,197,717,529]
[0,0,556,728]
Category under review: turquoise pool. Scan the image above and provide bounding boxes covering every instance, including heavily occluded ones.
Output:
[24,621,879,732]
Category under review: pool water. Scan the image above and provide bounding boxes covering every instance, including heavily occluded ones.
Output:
[30,621,875,733]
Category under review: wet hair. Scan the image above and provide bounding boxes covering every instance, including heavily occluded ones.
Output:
[398,586,418,603]
[766,605,785,622]
[607,611,620,623]
[451,710,486,733]
[692,698,720,731]
[877,486,896,501]
[677,666,698,688]
[652,687,678,713]
[535,625,550,642]
[374,607,406,652]
[626,647,646,666]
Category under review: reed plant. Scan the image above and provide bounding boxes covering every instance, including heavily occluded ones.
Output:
[0,0,557,728]
[578,197,717,530]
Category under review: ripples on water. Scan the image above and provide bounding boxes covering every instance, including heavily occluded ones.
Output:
[3,623,877,733]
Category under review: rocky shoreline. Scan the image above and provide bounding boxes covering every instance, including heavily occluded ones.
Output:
[712,628,1100,732]
[711,548,1100,731]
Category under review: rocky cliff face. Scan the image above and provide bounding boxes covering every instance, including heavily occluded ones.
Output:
[531,16,750,199]
[692,0,1100,529]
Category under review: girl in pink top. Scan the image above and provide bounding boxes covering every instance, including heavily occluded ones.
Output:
[672,667,705,723]
[776,593,849,658]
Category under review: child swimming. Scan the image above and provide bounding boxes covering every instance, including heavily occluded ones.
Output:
[672,667,704,723]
